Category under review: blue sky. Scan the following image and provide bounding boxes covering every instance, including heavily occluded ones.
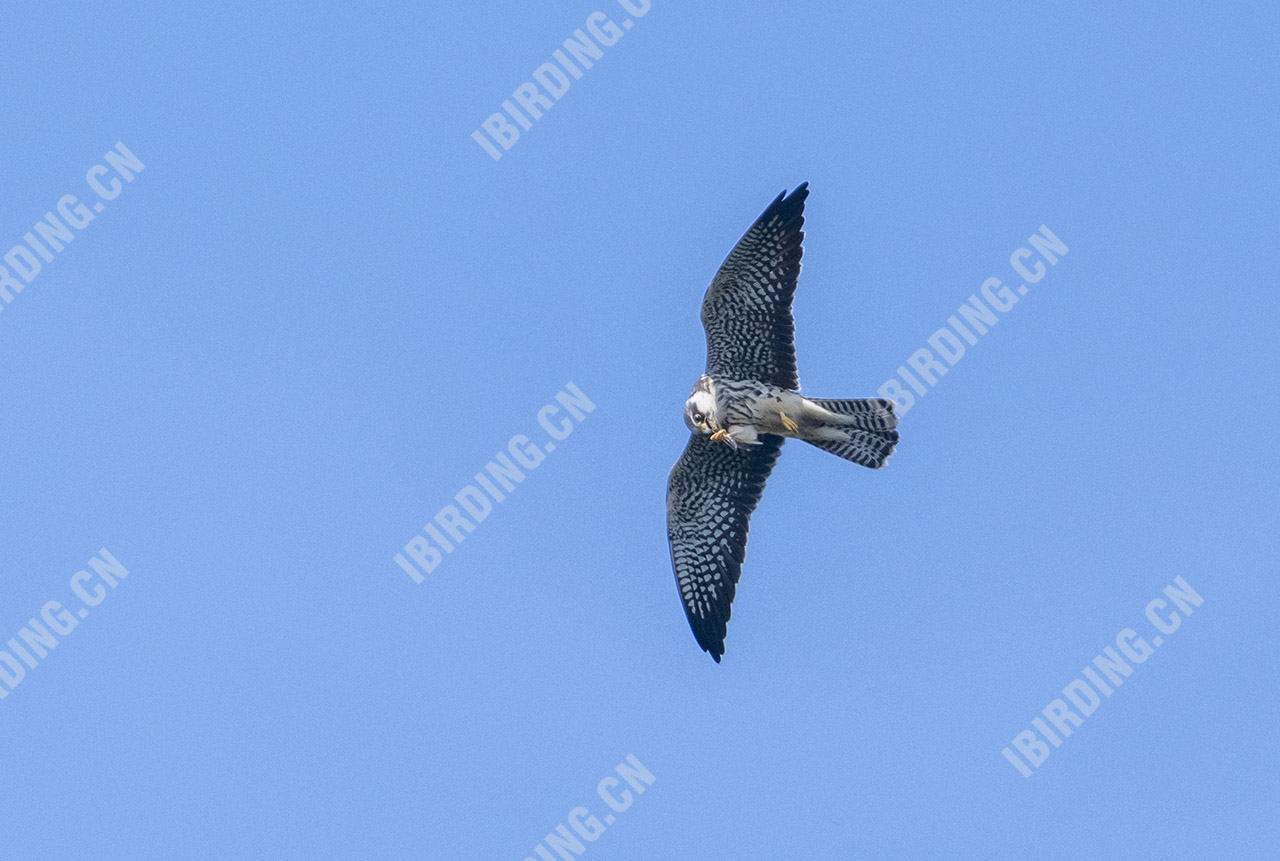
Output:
[2,2,1277,858]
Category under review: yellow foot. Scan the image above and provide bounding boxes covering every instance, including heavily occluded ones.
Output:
[709,429,729,443]
[780,411,799,433]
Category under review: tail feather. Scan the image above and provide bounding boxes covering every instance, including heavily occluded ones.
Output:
[805,428,899,469]
[801,397,899,468]
[806,397,897,431]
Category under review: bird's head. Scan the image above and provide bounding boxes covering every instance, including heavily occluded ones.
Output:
[683,382,717,435]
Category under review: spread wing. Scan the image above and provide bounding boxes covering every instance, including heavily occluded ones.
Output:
[700,183,809,390]
[666,433,785,662]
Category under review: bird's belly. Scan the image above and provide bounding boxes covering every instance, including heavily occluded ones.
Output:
[720,385,807,436]
[757,392,810,434]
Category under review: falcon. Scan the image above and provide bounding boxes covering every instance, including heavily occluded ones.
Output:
[667,182,899,662]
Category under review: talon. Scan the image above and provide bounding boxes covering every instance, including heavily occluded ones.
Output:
[780,411,799,433]
[709,429,729,444]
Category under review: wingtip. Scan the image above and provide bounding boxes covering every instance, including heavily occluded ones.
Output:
[756,183,809,228]
[694,622,727,663]
[779,181,808,198]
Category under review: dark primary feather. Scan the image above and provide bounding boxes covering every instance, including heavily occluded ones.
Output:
[666,433,785,662]
[700,183,809,390]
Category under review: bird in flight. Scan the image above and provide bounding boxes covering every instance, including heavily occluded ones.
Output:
[666,183,899,662]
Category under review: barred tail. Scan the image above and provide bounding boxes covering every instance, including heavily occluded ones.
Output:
[804,429,899,469]
[805,397,898,431]
[802,397,899,468]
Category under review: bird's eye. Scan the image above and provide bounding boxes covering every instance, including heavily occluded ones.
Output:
[692,412,704,424]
